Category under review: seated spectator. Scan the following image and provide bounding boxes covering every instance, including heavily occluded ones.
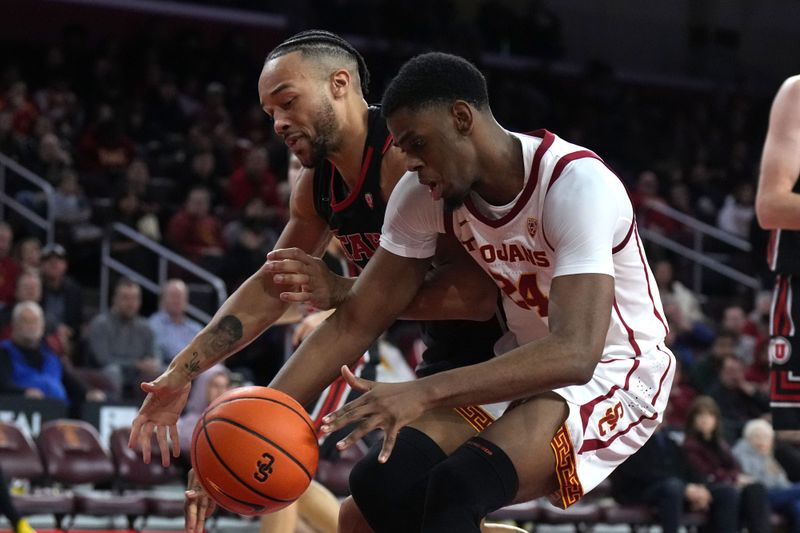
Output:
[683,396,771,533]
[14,237,40,274]
[226,146,284,219]
[734,419,800,532]
[0,301,104,410]
[52,170,101,244]
[166,186,225,272]
[85,278,158,400]
[717,181,755,239]
[654,259,707,328]
[721,304,758,366]
[708,355,770,443]
[40,243,83,356]
[0,222,20,307]
[690,330,736,393]
[177,149,224,206]
[148,279,202,366]
[665,359,697,428]
[611,423,734,533]
[222,198,279,289]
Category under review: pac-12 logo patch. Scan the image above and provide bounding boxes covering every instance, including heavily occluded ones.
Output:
[769,337,792,365]
[527,217,538,238]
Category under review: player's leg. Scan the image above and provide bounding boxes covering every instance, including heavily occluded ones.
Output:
[421,393,568,531]
[258,502,299,533]
[295,480,339,533]
[347,407,480,532]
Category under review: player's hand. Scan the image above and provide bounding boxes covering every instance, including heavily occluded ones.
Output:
[291,309,336,346]
[321,366,430,463]
[128,370,191,466]
[264,248,351,309]
[185,468,216,533]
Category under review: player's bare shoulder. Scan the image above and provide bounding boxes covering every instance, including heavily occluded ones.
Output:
[379,145,409,201]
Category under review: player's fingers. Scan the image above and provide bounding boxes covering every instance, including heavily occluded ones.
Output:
[170,424,181,458]
[279,291,312,303]
[156,425,170,467]
[185,491,198,533]
[341,365,373,392]
[139,422,154,464]
[335,422,376,452]
[128,418,142,449]
[196,496,211,533]
[267,248,310,262]
[378,427,399,463]
[272,273,310,286]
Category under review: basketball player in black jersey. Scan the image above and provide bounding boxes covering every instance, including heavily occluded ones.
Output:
[127,31,514,533]
[756,74,800,431]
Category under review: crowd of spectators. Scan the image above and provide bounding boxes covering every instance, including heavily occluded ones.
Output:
[0,5,795,530]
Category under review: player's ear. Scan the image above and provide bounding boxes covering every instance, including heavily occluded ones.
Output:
[451,100,473,135]
[330,69,351,99]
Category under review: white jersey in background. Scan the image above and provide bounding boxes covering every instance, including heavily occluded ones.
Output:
[380,129,675,508]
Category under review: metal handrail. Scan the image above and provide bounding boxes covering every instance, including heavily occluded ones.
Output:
[0,152,56,245]
[100,223,228,324]
[642,201,751,251]
[637,197,759,294]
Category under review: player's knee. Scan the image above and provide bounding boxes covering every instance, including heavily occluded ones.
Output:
[423,437,519,526]
[349,427,447,532]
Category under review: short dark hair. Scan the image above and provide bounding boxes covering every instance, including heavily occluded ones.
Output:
[266,29,370,95]
[381,52,489,117]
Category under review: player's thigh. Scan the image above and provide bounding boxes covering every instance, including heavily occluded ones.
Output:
[409,406,481,454]
[478,392,568,503]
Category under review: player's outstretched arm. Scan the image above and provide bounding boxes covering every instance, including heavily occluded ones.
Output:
[129,170,332,465]
[757,75,800,229]
[270,246,431,406]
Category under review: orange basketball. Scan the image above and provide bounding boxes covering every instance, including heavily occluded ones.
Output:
[190,386,319,515]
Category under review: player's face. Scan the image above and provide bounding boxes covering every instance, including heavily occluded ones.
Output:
[388,105,478,210]
[258,53,340,168]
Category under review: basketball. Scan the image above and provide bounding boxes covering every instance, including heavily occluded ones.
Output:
[190,386,319,515]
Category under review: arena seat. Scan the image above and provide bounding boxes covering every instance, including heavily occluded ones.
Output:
[108,427,184,522]
[0,421,74,529]
[37,420,147,529]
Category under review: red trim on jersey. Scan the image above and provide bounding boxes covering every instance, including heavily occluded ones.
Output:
[579,358,641,432]
[634,225,669,336]
[774,277,790,336]
[539,149,602,251]
[382,134,393,154]
[771,371,800,402]
[579,351,672,453]
[613,298,641,356]
[545,150,600,195]
[331,146,375,213]
[768,230,779,271]
[612,220,635,254]
[464,130,555,228]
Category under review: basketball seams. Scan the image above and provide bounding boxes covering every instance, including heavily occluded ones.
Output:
[206,395,315,434]
[205,417,315,480]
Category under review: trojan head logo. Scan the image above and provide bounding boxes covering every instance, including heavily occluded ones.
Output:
[527,217,538,238]
[598,402,624,436]
[769,337,792,365]
[254,452,275,483]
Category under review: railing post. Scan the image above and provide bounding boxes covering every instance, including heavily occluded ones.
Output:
[693,231,703,294]
[100,233,111,314]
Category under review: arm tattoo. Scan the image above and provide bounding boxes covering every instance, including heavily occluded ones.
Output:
[184,351,201,376]
[203,315,244,356]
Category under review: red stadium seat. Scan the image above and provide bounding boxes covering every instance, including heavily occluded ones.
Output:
[108,427,184,521]
[0,421,74,529]
[37,420,147,529]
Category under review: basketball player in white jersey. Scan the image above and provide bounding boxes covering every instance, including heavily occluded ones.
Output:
[274,52,675,531]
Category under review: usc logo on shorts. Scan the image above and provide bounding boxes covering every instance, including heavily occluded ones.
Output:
[597,402,624,436]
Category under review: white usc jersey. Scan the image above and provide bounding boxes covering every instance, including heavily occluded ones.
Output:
[381,129,669,357]
[381,130,675,507]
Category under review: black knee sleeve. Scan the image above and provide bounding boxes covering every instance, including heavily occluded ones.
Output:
[349,427,447,533]
[422,436,519,533]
